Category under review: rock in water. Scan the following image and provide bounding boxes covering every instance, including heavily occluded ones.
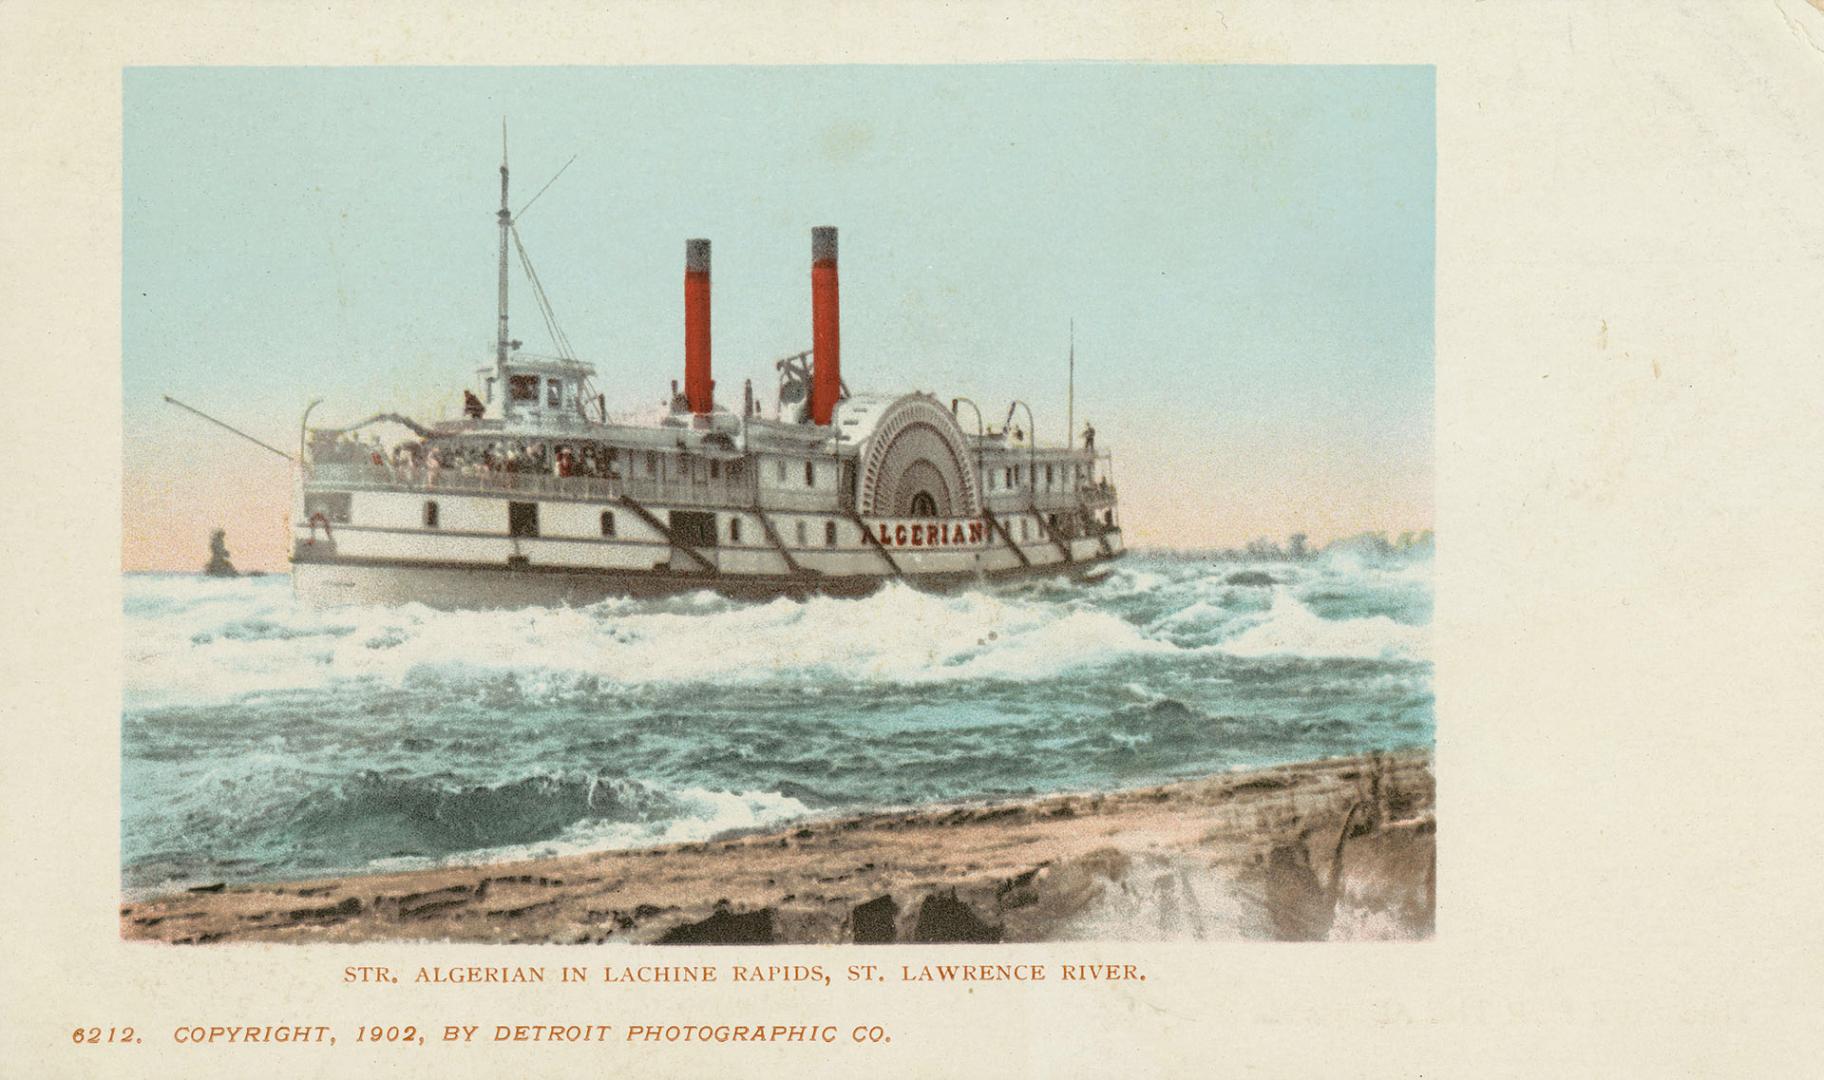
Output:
[203,529,239,577]
[1225,570,1277,586]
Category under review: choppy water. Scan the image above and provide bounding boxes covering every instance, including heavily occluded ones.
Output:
[121,546,1432,893]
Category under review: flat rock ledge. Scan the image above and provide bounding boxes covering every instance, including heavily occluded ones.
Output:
[122,750,1434,945]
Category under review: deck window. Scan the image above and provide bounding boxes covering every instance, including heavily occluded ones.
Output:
[804,461,816,487]
[729,517,742,543]
[795,521,807,545]
[423,500,439,528]
[824,520,837,547]
[1020,519,1029,542]
[1004,467,1013,488]
[1046,464,1054,487]
[709,460,720,481]
[508,501,539,538]
[600,511,616,537]
[987,470,997,491]
[777,460,788,483]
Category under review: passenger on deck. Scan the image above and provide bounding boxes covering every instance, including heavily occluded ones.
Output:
[1082,421,1096,453]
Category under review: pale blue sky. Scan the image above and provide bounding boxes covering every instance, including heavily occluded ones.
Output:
[124,65,1433,565]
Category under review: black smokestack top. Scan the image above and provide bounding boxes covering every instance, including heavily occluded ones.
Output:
[684,238,712,414]
[812,226,838,264]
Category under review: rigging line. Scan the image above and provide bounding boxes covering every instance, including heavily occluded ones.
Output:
[511,155,577,225]
[508,230,551,342]
[510,225,574,360]
[511,224,570,357]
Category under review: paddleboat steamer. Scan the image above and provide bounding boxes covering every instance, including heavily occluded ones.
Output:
[289,143,1122,607]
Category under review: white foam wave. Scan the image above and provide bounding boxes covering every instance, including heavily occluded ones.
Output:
[123,576,1188,709]
[371,785,812,874]
[122,559,1429,710]
[1217,588,1428,662]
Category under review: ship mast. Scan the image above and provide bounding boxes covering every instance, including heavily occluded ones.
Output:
[495,119,511,401]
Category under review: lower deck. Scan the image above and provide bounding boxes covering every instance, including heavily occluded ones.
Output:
[292,484,1123,607]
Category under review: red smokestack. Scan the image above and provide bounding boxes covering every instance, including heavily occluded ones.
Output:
[810,226,840,425]
[684,238,712,414]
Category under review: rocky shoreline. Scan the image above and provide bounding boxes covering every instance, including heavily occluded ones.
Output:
[121,750,1434,945]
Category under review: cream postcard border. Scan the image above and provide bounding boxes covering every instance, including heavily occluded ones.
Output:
[3,1,1822,1076]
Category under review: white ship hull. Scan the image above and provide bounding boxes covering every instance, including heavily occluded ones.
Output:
[292,538,1122,609]
[290,464,1123,608]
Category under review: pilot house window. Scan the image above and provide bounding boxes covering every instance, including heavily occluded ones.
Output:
[546,379,561,407]
[509,375,539,402]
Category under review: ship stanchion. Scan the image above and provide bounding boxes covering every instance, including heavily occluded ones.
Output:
[979,507,1031,568]
[754,507,817,577]
[616,494,716,573]
[846,512,903,577]
[1079,500,1116,558]
[1031,502,1074,563]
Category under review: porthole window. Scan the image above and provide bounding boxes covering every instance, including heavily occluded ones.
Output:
[600,510,616,537]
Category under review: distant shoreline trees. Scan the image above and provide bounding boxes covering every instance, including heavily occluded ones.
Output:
[1136,529,1434,563]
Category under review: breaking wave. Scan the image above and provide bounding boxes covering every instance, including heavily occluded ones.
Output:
[121,552,1431,888]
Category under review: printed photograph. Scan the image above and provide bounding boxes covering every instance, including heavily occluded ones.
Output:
[120,64,1434,944]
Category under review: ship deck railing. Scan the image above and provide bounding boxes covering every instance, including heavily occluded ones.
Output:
[303,461,1117,515]
[303,461,754,508]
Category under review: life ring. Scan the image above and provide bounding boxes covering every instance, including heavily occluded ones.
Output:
[306,512,333,545]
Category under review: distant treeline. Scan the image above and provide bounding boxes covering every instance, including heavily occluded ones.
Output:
[1137,530,1435,563]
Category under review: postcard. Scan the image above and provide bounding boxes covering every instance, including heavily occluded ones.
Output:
[3,2,1821,1077]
